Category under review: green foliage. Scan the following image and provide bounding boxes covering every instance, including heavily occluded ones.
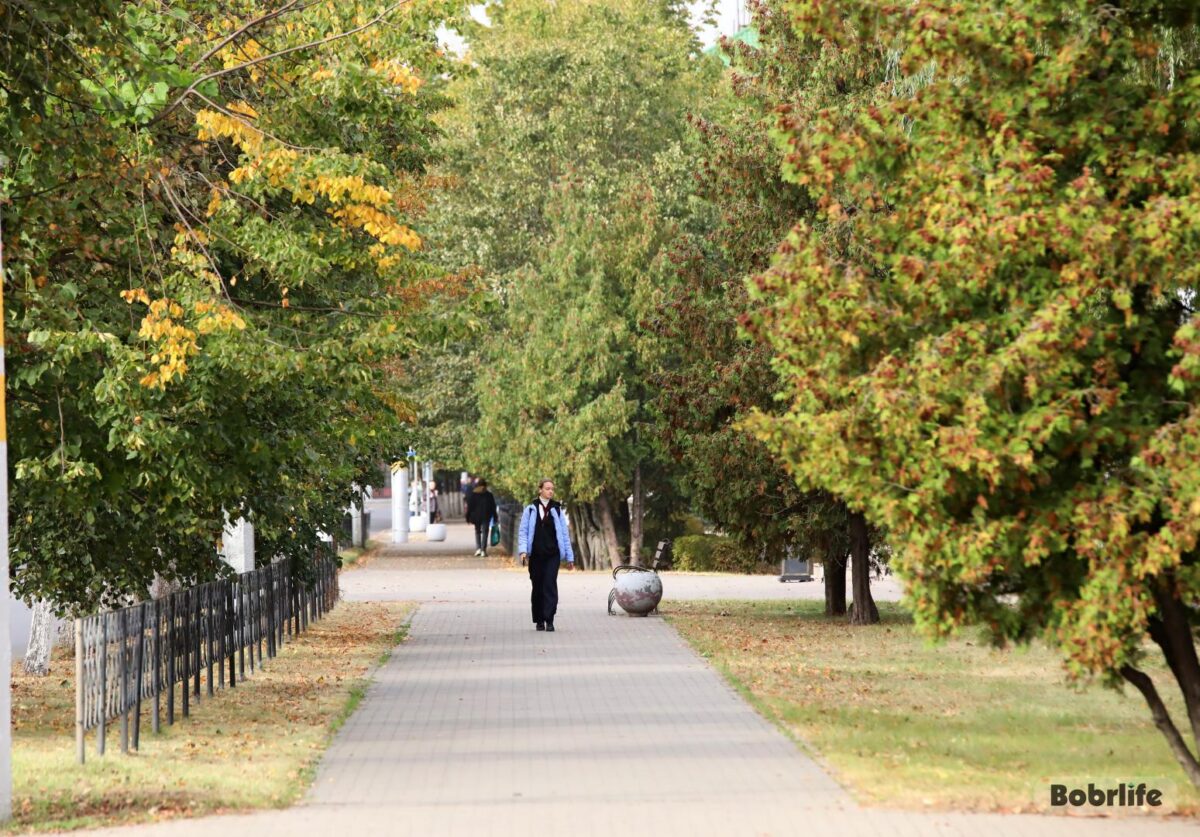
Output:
[434,0,709,276]
[2,1,464,609]
[745,0,1200,778]
[437,0,715,514]
[671,535,721,572]
[672,534,766,573]
[649,0,856,561]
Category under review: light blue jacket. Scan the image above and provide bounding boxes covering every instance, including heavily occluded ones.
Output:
[518,501,575,563]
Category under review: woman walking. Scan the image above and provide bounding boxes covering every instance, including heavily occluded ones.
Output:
[518,478,574,631]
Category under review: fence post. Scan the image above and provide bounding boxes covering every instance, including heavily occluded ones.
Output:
[119,610,129,754]
[193,587,201,700]
[226,582,235,688]
[97,614,107,756]
[75,618,85,764]
[240,580,249,676]
[182,590,190,718]
[168,594,177,724]
[216,583,224,690]
[252,572,259,667]
[206,584,215,697]
[133,604,145,751]
[266,569,276,660]
[152,599,161,734]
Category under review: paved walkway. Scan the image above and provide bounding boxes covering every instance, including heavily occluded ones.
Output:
[84,527,1196,836]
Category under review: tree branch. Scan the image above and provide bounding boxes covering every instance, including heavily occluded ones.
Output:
[153,0,414,125]
[154,172,236,310]
[228,296,391,318]
[189,0,311,72]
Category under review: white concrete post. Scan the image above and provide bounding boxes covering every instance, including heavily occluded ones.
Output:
[220,516,255,574]
[392,463,409,544]
[0,183,14,820]
[349,506,363,548]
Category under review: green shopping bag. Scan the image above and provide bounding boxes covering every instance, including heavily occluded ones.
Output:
[489,518,501,546]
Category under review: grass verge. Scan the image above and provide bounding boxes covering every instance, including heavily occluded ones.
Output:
[337,538,379,568]
[10,600,416,832]
[665,599,1198,816]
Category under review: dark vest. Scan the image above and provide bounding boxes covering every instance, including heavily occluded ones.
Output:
[532,503,560,559]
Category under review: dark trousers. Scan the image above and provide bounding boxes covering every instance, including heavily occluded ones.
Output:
[474,522,489,551]
[529,550,561,624]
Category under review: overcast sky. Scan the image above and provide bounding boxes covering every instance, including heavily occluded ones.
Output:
[441,1,748,54]
[691,0,749,48]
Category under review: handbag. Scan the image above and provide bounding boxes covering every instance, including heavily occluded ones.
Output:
[489,518,501,546]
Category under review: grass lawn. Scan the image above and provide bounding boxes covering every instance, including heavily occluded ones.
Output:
[665,599,1199,816]
[10,599,416,832]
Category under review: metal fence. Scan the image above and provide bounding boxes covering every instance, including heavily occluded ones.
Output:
[440,491,464,520]
[73,557,339,763]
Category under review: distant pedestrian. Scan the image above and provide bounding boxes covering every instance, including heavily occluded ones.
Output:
[465,478,497,557]
[460,471,473,503]
[429,486,442,523]
[518,478,574,632]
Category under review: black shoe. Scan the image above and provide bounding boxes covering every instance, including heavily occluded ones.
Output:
[536,622,545,631]
[546,622,555,632]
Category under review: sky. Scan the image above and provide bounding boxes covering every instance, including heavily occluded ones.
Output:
[440,1,749,55]
[691,0,750,48]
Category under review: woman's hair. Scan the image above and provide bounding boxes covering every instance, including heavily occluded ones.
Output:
[477,479,488,488]
[537,478,553,490]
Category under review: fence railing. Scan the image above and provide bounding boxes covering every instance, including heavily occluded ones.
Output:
[440,491,464,520]
[73,557,339,763]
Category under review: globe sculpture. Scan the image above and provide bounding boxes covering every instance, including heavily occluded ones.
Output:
[609,565,663,616]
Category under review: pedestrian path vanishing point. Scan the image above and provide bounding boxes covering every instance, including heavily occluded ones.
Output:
[83,533,1197,837]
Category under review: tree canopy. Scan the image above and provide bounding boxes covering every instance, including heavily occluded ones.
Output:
[3,0,463,609]
[746,0,1200,782]
[436,0,716,565]
[650,1,866,608]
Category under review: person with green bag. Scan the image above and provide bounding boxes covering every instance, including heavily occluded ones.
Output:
[466,478,498,557]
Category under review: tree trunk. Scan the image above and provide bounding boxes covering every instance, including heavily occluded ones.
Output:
[1147,579,1200,748]
[822,538,847,617]
[847,511,879,625]
[1122,664,1200,788]
[23,599,61,676]
[594,492,624,569]
[629,464,644,566]
[568,503,609,571]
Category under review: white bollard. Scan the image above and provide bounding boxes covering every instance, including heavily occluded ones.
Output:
[392,463,408,544]
[349,505,364,548]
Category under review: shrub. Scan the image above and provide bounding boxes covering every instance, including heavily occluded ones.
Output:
[672,534,720,571]
[673,534,773,574]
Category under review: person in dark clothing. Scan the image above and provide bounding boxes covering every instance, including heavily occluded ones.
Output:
[517,478,575,631]
[465,479,498,557]
[429,486,442,523]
